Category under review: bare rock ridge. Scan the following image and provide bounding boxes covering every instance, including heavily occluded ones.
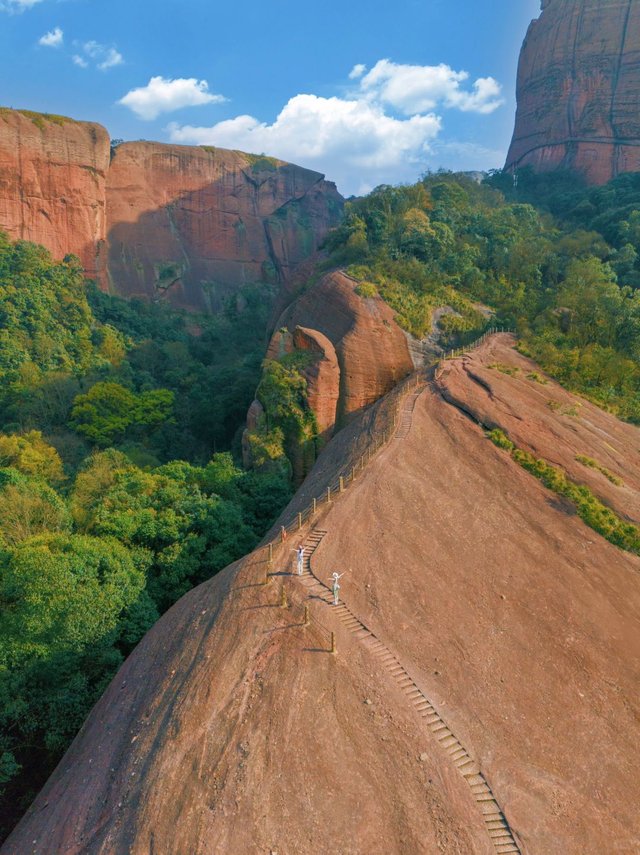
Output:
[505,0,640,184]
[5,336,640,854]
[0,109,343,311]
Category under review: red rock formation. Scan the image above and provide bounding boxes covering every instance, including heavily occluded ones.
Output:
[506,0,640,184]
[292,327,340,439]
[0,109,343,311]
[269,270,414,430]
[105,144,342,312]
[5,337,640,854]
[0,109,109,274]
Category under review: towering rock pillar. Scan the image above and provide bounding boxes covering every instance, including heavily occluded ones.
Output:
[505,0,640,184]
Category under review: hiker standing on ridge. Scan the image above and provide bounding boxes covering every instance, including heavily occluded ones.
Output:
[330,572,344,606]
[294,545,305,576]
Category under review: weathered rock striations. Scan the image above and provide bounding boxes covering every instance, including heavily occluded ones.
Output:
[506,0,640,184]
[0,109,343,311]
[0,109,110,274]
[267,270,414,434]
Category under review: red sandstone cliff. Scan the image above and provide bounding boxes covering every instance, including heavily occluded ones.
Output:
[0,109,109,274]
[505,0,640,184]
[0,109,342,311]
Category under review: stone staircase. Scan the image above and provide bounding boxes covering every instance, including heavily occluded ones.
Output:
[294,528,521,850]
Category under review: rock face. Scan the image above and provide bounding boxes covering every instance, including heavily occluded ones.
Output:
[266,270,414,434]
[5,336,640,854]
[105,144,342,312]
[505,0,640,184]
[0,109,343,311]
[0,109,110,275]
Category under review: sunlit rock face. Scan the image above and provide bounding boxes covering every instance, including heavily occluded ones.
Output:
[506,0,640,184]
[0,109,343,312]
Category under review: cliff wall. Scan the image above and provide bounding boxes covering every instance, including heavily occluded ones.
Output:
[505,0,640,184]
[0,109,343,311]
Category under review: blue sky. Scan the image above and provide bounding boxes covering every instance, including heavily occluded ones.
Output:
[0,0,542,194]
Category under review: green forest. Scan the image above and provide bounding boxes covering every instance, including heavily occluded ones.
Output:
[4,165,640,839]
[324,167,640,422]
[0,234,292,837]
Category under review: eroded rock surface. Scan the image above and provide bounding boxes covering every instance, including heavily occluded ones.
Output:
[0,110,109,274]
[0,109,343,311]
[506,0,640,184]
[5,336,640,854]
[267,270,414,433]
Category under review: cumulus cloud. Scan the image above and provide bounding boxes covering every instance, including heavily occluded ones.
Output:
[38,27,63,48]
[119,76,226,121]
[358,59,504,115]
[165,58,504,195]
[0,0,44,12]
[168,94,441,195]
[72,54,88,68]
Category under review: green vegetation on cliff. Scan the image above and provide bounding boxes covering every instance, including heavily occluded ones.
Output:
[324,170,640,423]
[488,428,639,555]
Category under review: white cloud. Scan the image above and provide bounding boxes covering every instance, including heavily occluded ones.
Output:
[80,40,124,71]
[71,40,124,71]
[165,58,504,195]
[119,76,226,121]
[38,27,63,48]
[168,94,441,195]
[358,59,504,115]
[0,0,44,12]
[98,48,123,70]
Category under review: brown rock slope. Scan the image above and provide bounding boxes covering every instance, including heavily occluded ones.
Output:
[0,109,343,311]
[505,0,640,184]
[5,335,640,854]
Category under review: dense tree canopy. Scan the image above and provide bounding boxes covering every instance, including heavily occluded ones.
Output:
[0,234,292,840]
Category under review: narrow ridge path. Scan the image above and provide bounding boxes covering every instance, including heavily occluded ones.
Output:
[293,380,522,855]
[395,382,425,439]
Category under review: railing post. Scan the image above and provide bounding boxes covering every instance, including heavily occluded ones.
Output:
[303,604,310,626]
[298,512,302,530]
[268,543,273,564]
[281,585,288,609]
[312,497,317,515]
[330,632,336,654]
[327,486,331,503]
[339,476,344,492]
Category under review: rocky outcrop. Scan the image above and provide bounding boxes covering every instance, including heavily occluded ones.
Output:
[105,144,342,312]
[505,0,640,184]
[0,109,110,274]
[0,109,343,311]
[292,327,340,439]
[268,270,414,433]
